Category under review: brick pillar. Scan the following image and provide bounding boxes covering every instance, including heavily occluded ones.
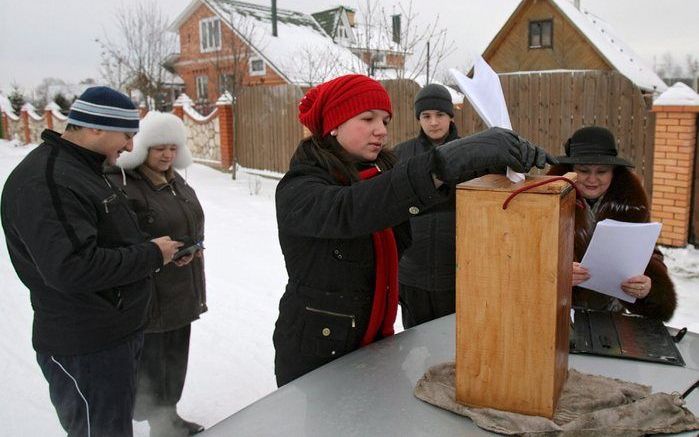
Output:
[172,104,184,119]
[20,108,30,144]
[45,108,53,130]
[650,105,698,246]
[216,93,235,171]
[0,112,6,139]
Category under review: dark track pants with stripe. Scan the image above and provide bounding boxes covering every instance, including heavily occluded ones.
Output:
[36,333,144,437]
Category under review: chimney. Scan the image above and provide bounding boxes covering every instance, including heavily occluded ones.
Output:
[392,14,401,45]
[346,9,356,27]
[574,0,581,10]
[271,0,278,37]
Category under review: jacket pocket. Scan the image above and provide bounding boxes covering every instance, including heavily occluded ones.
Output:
[331,238,373,267]
[96,288,124,311]
[300,306,357,358]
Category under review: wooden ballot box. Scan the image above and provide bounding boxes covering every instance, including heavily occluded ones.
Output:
[454,173,576,418]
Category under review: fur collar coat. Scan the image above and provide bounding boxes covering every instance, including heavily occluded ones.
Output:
[548,164,676,321]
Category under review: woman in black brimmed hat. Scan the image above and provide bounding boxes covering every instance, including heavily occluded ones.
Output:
[548,126,676,320]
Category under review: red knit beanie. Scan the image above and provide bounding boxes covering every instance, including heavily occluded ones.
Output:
[298,74,393,137]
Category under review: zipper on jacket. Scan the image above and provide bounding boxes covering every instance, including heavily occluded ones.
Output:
[102,194,117,213]
[305,306,356,328]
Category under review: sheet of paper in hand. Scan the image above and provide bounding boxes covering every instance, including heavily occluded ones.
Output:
[579,219,661,303]
[449,56,523,183]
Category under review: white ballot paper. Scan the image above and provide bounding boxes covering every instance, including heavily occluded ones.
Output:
[449,57,524,183]
[579,219,662,303]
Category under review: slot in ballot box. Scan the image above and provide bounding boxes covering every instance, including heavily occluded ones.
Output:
[454,173,577,418]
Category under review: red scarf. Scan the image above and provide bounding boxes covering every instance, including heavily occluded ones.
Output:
[357,166,399,346]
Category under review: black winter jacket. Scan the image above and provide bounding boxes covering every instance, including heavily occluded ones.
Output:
[107,167,207,333]
[273,150,448,385]
[393,123,459,291]
[1,130,162,355]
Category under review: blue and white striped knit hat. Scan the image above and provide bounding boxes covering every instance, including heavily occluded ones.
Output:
[67,86,140,133]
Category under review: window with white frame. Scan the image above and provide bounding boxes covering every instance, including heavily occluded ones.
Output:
[249,57,266,76]
[336,24,349,41]
[196,75,209,101]
[200,17,221,52]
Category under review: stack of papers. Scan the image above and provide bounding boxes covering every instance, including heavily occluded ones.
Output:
[579,219,662,303]
[449,57,524,183]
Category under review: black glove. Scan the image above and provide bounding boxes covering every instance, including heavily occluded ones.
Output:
[432,127,558,185]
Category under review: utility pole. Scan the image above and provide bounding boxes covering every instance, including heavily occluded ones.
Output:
[426,41,431,84]
[271,0,278,37]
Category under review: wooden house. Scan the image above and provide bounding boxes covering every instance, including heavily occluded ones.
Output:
[482,0,667,93]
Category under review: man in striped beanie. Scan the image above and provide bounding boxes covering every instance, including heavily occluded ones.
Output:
[1,86,183,436]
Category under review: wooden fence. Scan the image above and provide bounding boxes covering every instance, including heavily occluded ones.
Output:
[233,80,422,173]
[232,71,655,189]
[456,71,656,189]
[235,85,305,173]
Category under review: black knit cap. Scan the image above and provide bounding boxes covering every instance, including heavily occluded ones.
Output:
[557,126,633,167]
[67,86,140,133]
[414,84,454,119]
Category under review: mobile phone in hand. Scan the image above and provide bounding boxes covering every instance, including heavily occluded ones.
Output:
[173,241,204,260]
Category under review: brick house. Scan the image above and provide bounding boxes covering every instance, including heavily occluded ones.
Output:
[168,0,364,113]
[481,0,667,93]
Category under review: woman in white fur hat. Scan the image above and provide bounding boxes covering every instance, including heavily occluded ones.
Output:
[107,111,206,436]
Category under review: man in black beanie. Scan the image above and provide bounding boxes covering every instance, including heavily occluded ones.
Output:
[394,83,460,328]
[1,86,182,436]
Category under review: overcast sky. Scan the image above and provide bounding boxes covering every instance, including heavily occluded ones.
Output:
[1,0,697,95]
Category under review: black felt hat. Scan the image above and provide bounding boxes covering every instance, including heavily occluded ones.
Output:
[557,126,634,167]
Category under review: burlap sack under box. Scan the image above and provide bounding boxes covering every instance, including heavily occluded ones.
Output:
[414,362,699,436]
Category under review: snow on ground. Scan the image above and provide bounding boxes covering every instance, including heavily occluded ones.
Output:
[0,139,696,436]
[662,245,699,333]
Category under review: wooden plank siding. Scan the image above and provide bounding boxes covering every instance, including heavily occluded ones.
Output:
[693,123,699,245]
[455,70,655,185]
[484,0,611,73]
[235,84,304,173]
[231,71,655,189]
[382,80,421,149]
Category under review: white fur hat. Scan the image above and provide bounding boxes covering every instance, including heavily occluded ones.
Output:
[117,111,193,170]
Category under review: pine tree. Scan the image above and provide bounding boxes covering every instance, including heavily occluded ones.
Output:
[53,92,72,113]
[8,84,25,114]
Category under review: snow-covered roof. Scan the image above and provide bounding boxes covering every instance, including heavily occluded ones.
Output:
[312,6,353,40]
[654,82,699,106]
[348,21,402,54]
[171,0,364,86]
[550,0,667,93]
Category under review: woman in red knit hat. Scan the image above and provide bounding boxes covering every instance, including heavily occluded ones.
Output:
[273,74,555,385]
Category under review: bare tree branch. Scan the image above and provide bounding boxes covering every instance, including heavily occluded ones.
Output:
[97,0,176,109]
[354,0,455,81]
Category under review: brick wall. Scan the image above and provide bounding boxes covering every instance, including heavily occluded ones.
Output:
[170,93,234,171]
[650,106,698,246]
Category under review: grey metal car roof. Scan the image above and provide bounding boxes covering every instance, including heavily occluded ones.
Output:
[202,314,699,436]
